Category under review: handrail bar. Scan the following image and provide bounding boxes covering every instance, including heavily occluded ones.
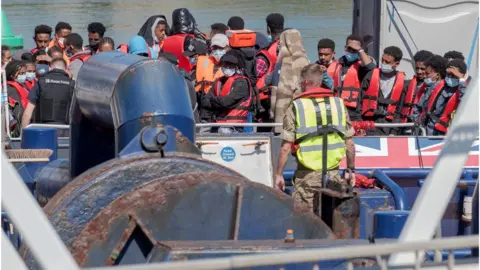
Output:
[24,122,417,129]
[85,235,478,270]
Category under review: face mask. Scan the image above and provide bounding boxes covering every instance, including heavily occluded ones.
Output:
[89,39,99,49]
[16,74,27,84]
[268,35,272,43]
[322,72,334,90]
[445,76,459,87]
[424,77,434,86]
[26,72,36,81]
[380,64,394,74]
[212,49,226,61]
[36,64,49,75]
[343,52,359,63]
[58,37,65,48]
[222,67,236,77]
[189,57,197,65]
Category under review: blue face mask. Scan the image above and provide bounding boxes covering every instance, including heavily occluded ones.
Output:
[343,52,359,63]
[36,64,49,75]
[445,76,459,87]
[424,77,434,86]
[380,64,394,74]
[26,72,36,81]
[16,74,27,84]
[189,57,197,65]
[322,72,334,90]
[222,67,236,77]
[268,35,272,43]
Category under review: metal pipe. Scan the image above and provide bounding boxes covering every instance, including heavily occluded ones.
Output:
[371,169,408,210]
[85,235,478,270]
[282,168,479,181]
[417,179,478,187]
[2,69,10,140]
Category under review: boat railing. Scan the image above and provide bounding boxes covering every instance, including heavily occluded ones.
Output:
[11,122,424,141]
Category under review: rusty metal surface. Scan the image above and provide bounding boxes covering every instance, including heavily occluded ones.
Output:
[322,190,361,239]
[22,153,335,268]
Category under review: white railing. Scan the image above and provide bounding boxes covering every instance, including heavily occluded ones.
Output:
[84,236,478,270]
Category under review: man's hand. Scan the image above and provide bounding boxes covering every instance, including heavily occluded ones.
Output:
[347,40,362,52]
[275,174,285,191]
[344,171,356,187]
[446,66,464,79]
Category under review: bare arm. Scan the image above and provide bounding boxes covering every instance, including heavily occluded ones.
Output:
[275,140,291,176]
[21,102,36,129]
[345,137,355,170]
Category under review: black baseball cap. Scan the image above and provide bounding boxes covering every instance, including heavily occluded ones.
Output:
[183,39,208,57]
[220,50,245,69]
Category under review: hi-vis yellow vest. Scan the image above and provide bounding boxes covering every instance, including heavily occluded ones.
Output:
[293,96,347,171]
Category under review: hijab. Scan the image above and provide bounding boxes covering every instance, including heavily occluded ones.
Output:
[273,29,310,131]
[137,15,169,48]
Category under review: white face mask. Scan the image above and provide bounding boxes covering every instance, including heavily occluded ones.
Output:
[221,67,236,77]
[58,37,65,47]
[211,49,226,61]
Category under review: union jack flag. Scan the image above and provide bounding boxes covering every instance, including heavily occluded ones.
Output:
[340,137,479,168]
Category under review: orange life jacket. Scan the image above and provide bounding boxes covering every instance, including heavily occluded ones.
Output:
[400,77,427,123]
[255,48,276,100]
[24,79,37,91]
[7,81,29,108]
[361,69,405,120]
[267,40,279,64]
[336,62,361,108]
[162,34,195,73]
[70,54,91,63]
[226,30,256,48]
[423,80,463,133]
[117,44,152,58]
[195,55,223,93]
[433,89,461,133]
[215,75,253,123]
[30,48,40,54]
[294,86,335,100]
[118,44,128,53]
[327,61,342,89]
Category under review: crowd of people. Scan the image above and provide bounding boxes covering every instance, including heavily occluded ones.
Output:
[1,8,470,137]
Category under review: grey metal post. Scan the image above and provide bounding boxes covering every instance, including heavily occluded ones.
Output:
[1,151,79,270]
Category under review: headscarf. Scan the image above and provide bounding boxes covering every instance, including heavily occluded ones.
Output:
[137,15,169,47]
[273,29,310,132]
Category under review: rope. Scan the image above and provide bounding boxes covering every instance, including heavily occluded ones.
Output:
[467,19,479,70]
[388,0,419,51]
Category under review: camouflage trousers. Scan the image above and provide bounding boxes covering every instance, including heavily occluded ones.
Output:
[292,169,344,212]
